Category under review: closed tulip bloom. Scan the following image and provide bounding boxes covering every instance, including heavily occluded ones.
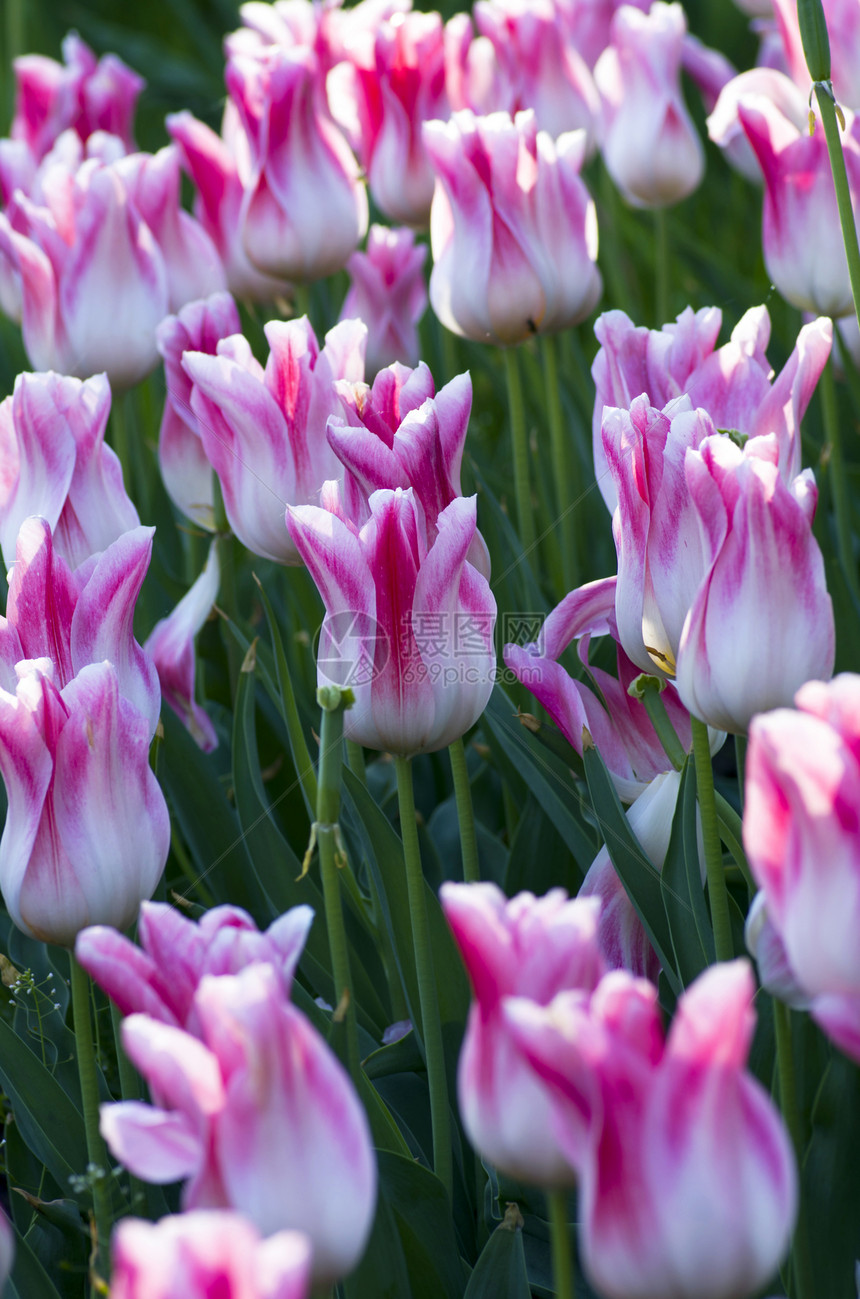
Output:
[707,67,809,183]
[0,370,139,570]
[111,1212,312,1299]
[76,898,314,1032]
[287,488,496,755]
[101,963,377,1284]
[340,226,427,377]
[183,315,366,563]
[11,32,143,161]
[440,882,605,1185]
[423,109,601,346]
[674,434,835,733]
[591,305,831,510]
[594,2,704,208]
[0,659,169,946]
[0,517,160,737]
[156,291,242,531]
[744,674,860,1061]
[226,46,368,282]
[507,961,797,1299]
[739,96,860,317]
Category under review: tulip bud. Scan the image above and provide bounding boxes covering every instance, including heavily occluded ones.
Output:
[340,226,428,377]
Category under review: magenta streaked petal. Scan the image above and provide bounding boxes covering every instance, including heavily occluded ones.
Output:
[101,1100,203,1183]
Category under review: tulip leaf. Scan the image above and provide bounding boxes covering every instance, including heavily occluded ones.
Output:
[6,1225,64,1299]
[803,1042,860,1297]
[0,1016,87,1191]
[660,757,715,985]
[583,742,679,994]
[377,1151,469,1299]
[506,794,586,899]
[463,1206,531,1298]
[481,687,598,875]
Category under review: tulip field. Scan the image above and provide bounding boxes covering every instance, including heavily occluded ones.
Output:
[1,0,860,1295]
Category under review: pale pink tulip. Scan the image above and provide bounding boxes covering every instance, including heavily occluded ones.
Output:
[424,109,601,345]
[287,488,496,754]
[183,315,366,563]
[111,1211,312,1299]
[0,370,139,570]
[440,882,604,1185]
[340,225,427,377]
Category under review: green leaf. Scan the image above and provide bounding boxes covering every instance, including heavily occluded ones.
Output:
[0,1017,87,1191]
[582,741,679,994]
[464,1206,531,1299]
[6,1225,64,1299]
[377,1151,468,1299]
[660,758,714,986]
[506,794,585,899]
[803,1044,860,1298]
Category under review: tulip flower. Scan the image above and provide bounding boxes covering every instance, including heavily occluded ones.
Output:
[183,315,366,563]
[101,963,377,1284]
[738,96,860,317]
[744,674,860,1062]
[507,961,798,1299]
[225,46,368,282]
[594,2,705,208]
[11,32,143,161]
[423,109,601,346]
[327,364,491,576]
[156,291,242,531]
[591,305,831,510]
[440,882,605,1185]
[111,1211,312,1299]
[0,517,160,738]
[76,898,314,1032]
[166,108,293,302]
[0,659,169,947]
[0,370,139,570]
[707,67,809,183]
[286,488,496,755]
[340,226,427,377]
[328,10,450,226]
[144,541,220,752]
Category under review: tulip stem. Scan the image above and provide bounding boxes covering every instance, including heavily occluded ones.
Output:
[395,754,452,1200]
[541,333,579,594]
[316,688,360,1084]
[815,81,860,328]
[654,207,670,325]
[448,737,479,883]
[773,1000,814,1299]
[734,733,746,812]
[546,1190,575,1299]
[70,955,113,1284]
[691,717,733,962]
[110,1003,146,1213]
[819,356,860,600]
[504,347,536,556]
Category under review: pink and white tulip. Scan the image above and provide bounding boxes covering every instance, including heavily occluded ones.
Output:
[156,290,242,531]
[183,315,366,563]
[101,963,377,1284]
[440,882,605,1185]
[144,541,220,752]
[591,304,831,511]
[594,2,704,208]
[744,674,860,1062]
[0,517,160,737]
[423,109,601,345]
[110,1211,312,1299]
[0,370,139,570]
[0,659,169,946]
[76,897,314,1033]
[340,226,427,377]
[225,46,368,282]
[287,488,496,755]
[507,961,797,1299]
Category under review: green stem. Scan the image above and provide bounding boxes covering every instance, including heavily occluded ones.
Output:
[815,81,860,326]
[654,206,670,325]
[735,733,747,813]
[503,347,536,556]
[448,737,479,884]
[547,1190,575,1299]
[317,689,360,1083]
[691,717,733,961]
[541,333,578,593]
[713,791,756,897]
[110,1003,145,1212]
[213,479,242,694]
[70,956,112,1284]
[636,681,686,770]
[394,755,452,1199]
[820,356,860,599]
[773,1001,814,1299]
